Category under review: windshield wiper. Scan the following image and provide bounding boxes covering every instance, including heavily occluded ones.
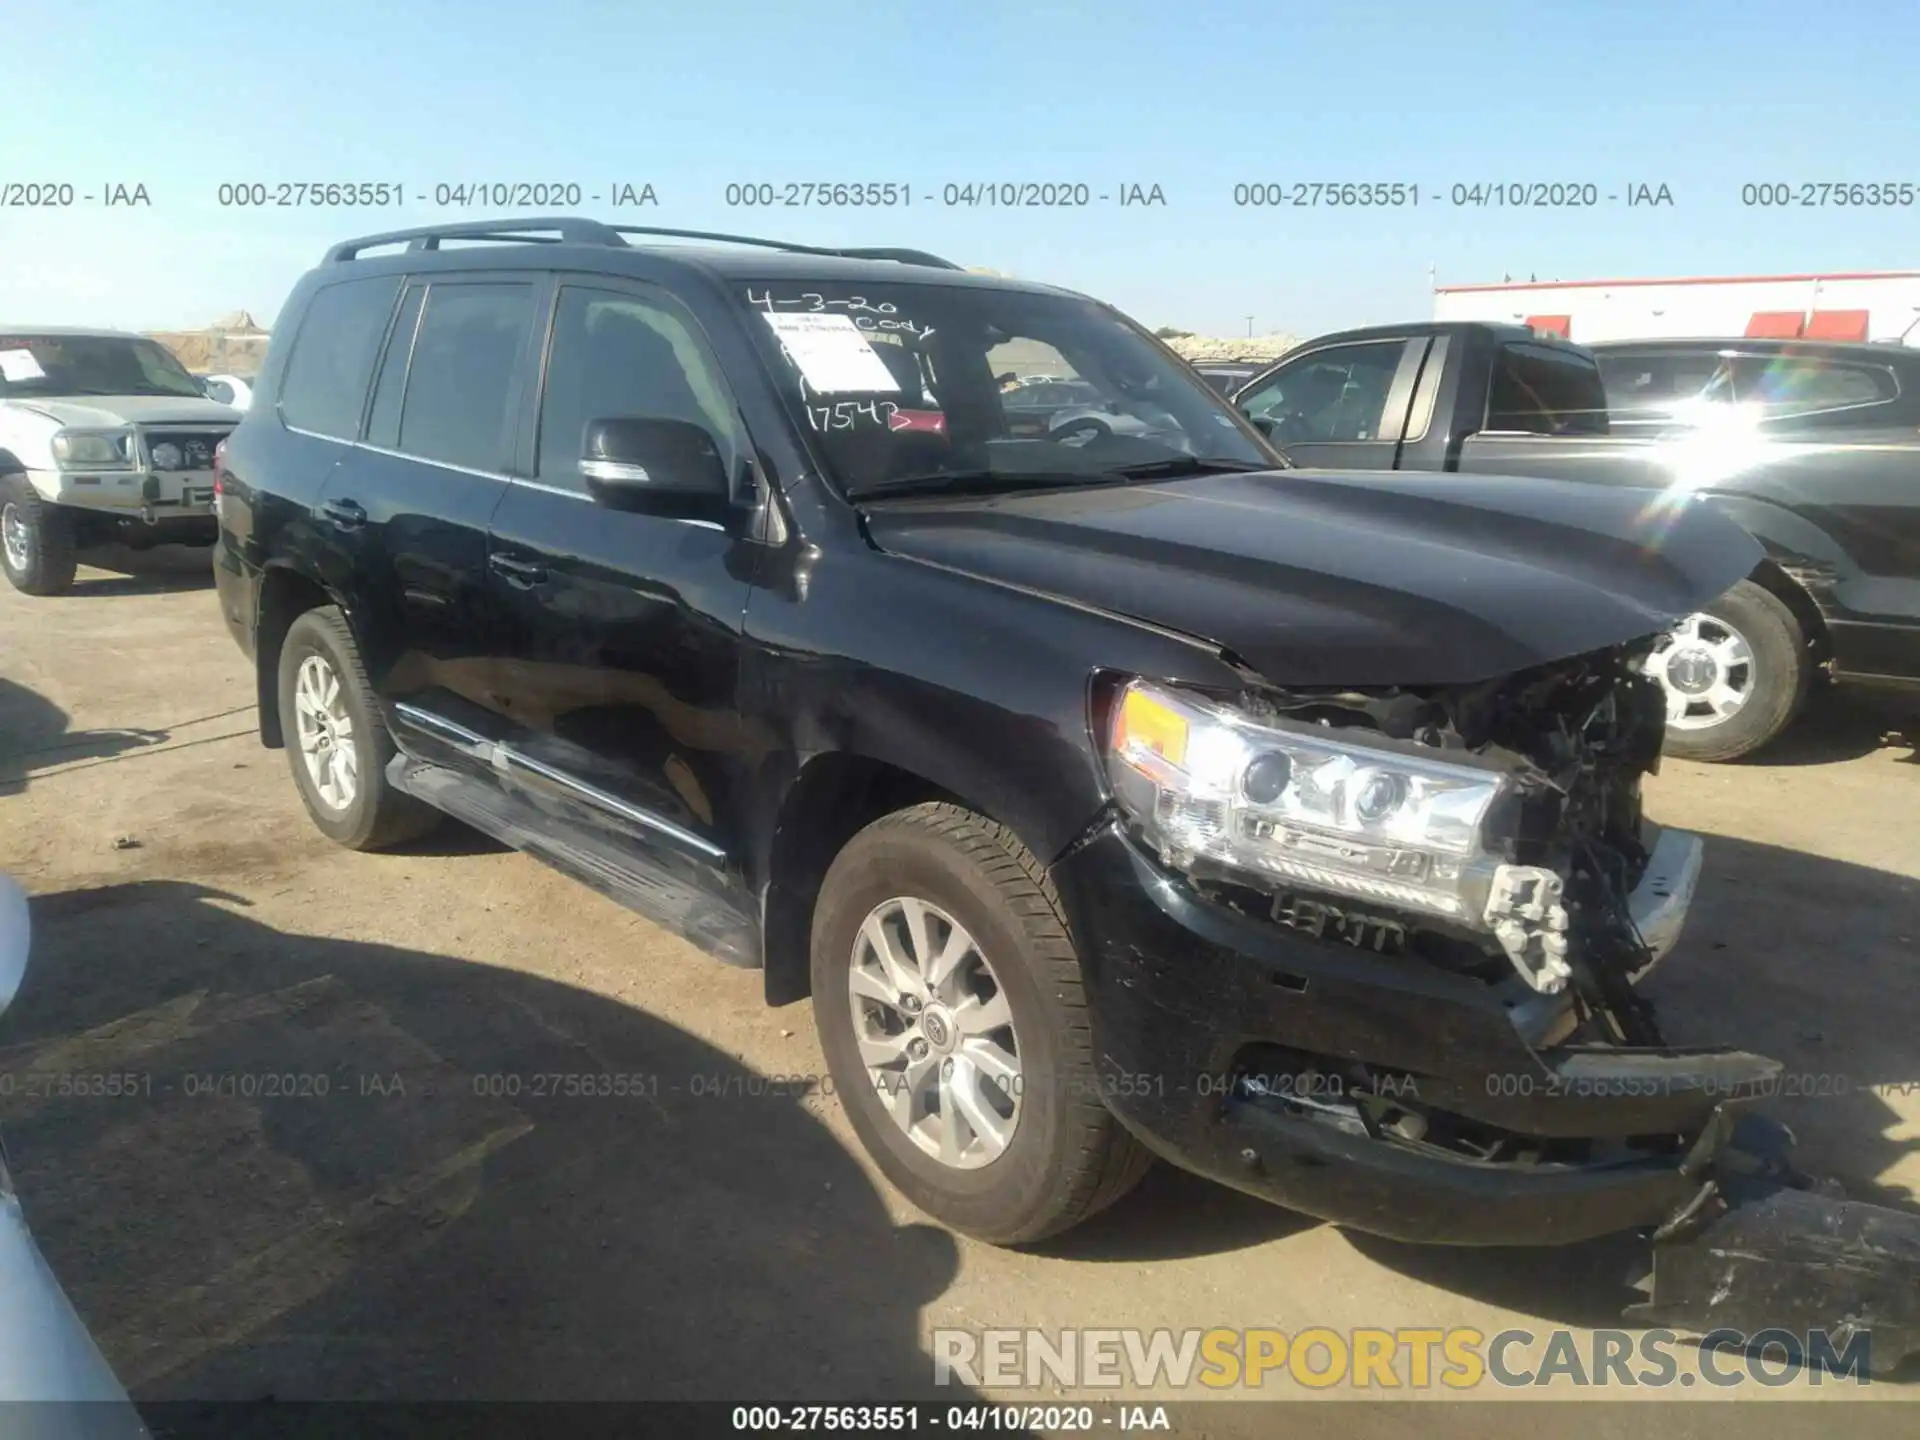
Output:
[846,470,1106,502]
[1103,456,1287,479]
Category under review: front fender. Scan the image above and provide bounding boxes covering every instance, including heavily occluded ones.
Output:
[744,548,1246,876]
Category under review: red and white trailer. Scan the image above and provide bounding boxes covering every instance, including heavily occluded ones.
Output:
[1432,270,1920,345]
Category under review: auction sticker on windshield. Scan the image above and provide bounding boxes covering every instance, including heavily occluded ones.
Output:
[762,312,902,393]
[0,348,46,382]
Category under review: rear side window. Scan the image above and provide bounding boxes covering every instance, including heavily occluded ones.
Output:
[277,276,402,439]
[397,282,537,472]
[365,283,426,449]
[1595,351,1731,411]
[1487,342,1609,436]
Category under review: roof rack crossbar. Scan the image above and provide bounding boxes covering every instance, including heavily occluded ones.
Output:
[323,217,623,263]
[604,225,962,269]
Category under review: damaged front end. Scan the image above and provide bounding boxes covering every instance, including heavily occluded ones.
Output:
[1067,640,1920,1370]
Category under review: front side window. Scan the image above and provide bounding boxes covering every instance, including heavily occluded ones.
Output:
[1236,341,1406,443]
[278,277,403,439]
[1487,342,1609,436]
[737,279,1274,498]
[0,333,206,401]
[397,282,536,471]
[536,285,743,487]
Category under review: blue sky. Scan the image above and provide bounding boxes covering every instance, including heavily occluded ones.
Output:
[5,0,1916,337]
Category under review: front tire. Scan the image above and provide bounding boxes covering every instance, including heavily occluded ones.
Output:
[276,607,441,850]
[811,803,1150,1245]
[0,477,78,596]
[1648,579,1810,762]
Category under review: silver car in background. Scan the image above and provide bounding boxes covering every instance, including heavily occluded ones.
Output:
[0,876,148,1438]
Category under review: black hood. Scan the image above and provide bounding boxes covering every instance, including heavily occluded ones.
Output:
[861,469,1763,686]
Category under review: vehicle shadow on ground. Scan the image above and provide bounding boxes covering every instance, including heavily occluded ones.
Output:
[0,677,169,797]
[1345,829,1920,1333]
[0,880,973,1405]
[1743,686,1918,767]
[66,543,216,596]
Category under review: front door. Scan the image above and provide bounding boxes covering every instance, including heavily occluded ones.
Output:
[483,278,761,903]
[1234,338,1425,470]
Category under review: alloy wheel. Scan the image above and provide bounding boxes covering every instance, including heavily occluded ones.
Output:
[1644,611,1756,730]
[293,654,358,810]
[847,895,1022,1170]
[1,503,29,572]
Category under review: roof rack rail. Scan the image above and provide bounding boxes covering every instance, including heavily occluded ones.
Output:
[323,217,622,263]
[322,216,963,270]
[605,225,962,269]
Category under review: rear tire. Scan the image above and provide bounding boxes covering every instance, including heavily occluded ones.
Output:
[811,802,1151,1245]
[1651,579,1810,762]
[0,478,78,596]
[276,607,441,850]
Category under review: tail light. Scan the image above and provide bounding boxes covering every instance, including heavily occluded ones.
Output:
[212,437,227,492]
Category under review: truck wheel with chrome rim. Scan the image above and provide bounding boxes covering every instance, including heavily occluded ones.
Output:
[1646,579,1810,762]
[811,802,1151,1244]
[0,477,78,596]
[276,606,440,850]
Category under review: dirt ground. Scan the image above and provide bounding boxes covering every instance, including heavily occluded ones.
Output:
[2,545,1917,1431]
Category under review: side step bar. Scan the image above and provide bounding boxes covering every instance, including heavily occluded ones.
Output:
[388,757,760,969]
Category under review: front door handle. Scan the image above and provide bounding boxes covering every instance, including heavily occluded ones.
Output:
[318,498,367,530]
[488,553,548,588]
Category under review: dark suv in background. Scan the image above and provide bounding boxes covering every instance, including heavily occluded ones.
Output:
[209,220,1920,1350]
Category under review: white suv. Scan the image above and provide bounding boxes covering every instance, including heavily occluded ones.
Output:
[0,327,239,595]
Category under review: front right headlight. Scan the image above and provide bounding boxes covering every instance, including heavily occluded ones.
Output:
[1104,678,1515,925]
[50,429,134,469]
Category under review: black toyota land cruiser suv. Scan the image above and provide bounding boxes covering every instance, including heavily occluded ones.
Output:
[212,219,1920,1343]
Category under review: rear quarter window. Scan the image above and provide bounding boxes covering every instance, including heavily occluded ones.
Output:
[1733,355,1900,423]
[277,276,403,439]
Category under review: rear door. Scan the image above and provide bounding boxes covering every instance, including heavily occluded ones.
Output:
[315,271,543,775]
[1232,338,1426,469]
[1450,339,1668,486]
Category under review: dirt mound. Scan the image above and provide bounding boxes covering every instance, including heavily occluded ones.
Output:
[147,315,271,378]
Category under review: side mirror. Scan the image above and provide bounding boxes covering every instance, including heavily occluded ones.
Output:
[1248,414,1276,438]
[580,417,731,524]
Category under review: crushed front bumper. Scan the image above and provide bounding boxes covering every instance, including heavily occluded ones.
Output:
[1054,819,1920,1368]
[1054,821,1768,1246]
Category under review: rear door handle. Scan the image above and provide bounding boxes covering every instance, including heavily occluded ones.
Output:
[488,553,548,588]
[318,498,366,530]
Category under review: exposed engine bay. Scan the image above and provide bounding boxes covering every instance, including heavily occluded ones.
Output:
[1227,638,1674,1042]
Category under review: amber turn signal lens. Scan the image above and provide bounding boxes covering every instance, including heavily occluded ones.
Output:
[1113,685,1189,768]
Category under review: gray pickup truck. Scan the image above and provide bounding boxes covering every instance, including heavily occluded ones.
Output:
[1230,323,1920,760]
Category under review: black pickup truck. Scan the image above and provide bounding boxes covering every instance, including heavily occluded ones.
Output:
[1230,323,1920,760]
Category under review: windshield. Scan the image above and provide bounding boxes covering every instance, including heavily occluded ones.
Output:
[737,280,1280,498]
[0,334,207,400]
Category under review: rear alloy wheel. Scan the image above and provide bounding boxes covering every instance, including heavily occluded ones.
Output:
[276,607,441,850]
[812,803,1151,1244]
[0,478,78,596]
[1645,579,1810,762]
